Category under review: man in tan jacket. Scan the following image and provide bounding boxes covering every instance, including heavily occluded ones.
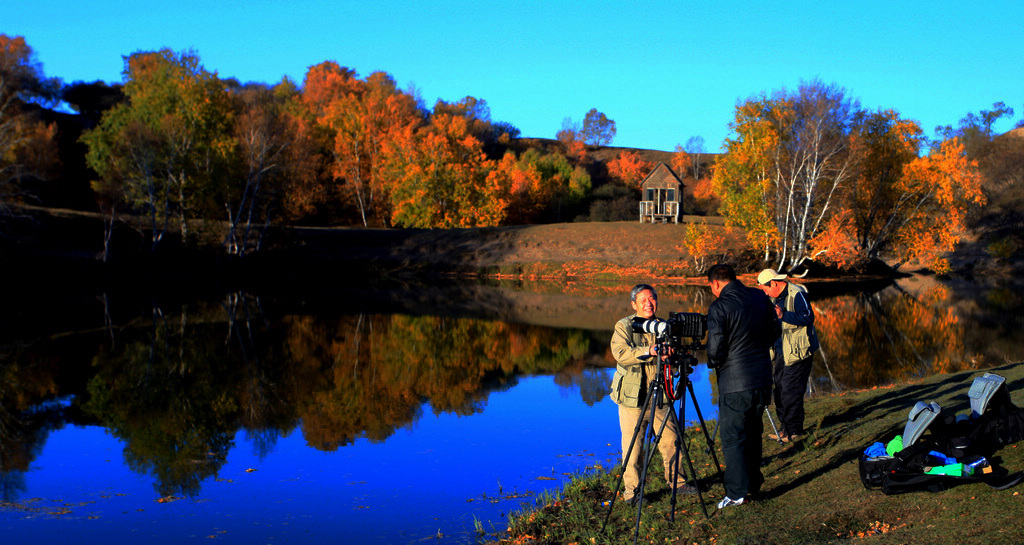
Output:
[609,283,696,504]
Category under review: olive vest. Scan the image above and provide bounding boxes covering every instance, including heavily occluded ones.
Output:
[772,283,820,365]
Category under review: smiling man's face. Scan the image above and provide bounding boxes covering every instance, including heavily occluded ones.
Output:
[631,289,657,319]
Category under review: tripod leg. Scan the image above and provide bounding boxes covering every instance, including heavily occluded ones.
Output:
[642,387,686,522]
[687,381,722,477]
[601,380,657,533]
[674,385,711,520]
[629,381,666,545]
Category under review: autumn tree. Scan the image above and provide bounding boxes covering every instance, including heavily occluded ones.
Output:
[275,77,331,222]
[223,82,295,255]
[885,138,985,272]
[801,109,986,273]
[580,108,616,146]
[300,63,423,227]
[607,150,653,188]
[82,49,233,250]
[670,145,692,181]
[680,220,725,272]
[713,80,859,271]
[712,96,783,258]
[384,110,504,228]
[0,35,60,219]
[833,109,921,267]
[489,148,591,224]
[555,116,586,163]
[433,95,518,154]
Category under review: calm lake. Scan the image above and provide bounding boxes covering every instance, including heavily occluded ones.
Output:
[2,274,1023,544]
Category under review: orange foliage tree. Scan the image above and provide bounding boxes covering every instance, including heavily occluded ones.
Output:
[680,220,725,272]
[887,138,985,272]
[0,35,60,218]
[813,110,986,272]
[489,148,591,224]
[711,97,780,260]
[607,150,653,188]
[713,81,859,271]
[384,112,505,228]
[301,62,422,227]
[714,86,986,274]
[555,116,588,164]
[671,145,692,180]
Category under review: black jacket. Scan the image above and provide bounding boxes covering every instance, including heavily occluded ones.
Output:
[707,280,781,394]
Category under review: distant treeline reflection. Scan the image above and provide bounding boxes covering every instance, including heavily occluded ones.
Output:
[2,278,1022,500]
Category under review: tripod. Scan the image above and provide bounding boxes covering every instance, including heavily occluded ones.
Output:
[602,341,722,543]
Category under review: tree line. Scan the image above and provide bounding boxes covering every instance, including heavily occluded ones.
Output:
[1,36,644,258]
[3,33,1022,272]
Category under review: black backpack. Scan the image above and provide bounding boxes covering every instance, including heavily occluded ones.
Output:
[857,372,1024,495]
[965,374,1024,453]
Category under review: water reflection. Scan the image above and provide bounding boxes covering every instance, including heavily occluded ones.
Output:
[2,275,1024,540]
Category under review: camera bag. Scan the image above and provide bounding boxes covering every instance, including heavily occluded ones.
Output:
[857,372,1024,495]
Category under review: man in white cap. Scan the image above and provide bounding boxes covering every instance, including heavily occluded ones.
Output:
[756,268,819,443]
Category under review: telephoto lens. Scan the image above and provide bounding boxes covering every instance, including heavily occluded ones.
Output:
[631,317,669,337]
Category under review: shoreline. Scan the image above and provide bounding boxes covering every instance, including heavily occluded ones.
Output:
[490,360,1024,544]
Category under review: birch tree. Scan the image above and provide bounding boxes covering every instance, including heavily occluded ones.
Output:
[714,80,858,272]
[82,49,233,250]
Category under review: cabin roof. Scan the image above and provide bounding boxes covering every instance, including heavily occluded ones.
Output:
[639,162,684,189]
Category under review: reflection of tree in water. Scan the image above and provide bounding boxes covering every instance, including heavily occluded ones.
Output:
[554,361,613,407]
[0,397,70,501]
[0,343,73,501]
[85,303,241,497]
[287,313,599,450]
[30,279,1024,499]
[812,282,974,389]
[68,296,606,495]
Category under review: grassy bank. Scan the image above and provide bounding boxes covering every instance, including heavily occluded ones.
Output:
[490,361,1024,545]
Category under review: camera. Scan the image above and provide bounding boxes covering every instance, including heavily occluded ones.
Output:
[631,312,708,398]
[631,311,708,376]
[631,312,707,346]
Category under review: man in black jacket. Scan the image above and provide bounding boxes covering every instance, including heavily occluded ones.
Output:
[705,264,781,509]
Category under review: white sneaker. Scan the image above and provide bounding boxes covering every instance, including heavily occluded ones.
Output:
[717,496,744,509]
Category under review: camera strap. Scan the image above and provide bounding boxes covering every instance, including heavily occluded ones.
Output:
[662,364,677,400]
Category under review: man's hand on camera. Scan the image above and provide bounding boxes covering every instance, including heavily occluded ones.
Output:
[650,344,674,361]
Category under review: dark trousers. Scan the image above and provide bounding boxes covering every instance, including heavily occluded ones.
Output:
[773,354,813,436]
[719,386,771,500]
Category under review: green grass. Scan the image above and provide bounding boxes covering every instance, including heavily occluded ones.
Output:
[489,362,1024,545]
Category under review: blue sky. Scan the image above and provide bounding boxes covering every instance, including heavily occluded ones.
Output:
[8,0,1023,151]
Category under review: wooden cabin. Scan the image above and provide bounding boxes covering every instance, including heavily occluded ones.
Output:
[638,162,683,223]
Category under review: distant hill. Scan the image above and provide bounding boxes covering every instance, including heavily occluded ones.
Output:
[508,137,714,171]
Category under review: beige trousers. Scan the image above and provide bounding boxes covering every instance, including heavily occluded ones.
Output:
[617,403,687,500]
